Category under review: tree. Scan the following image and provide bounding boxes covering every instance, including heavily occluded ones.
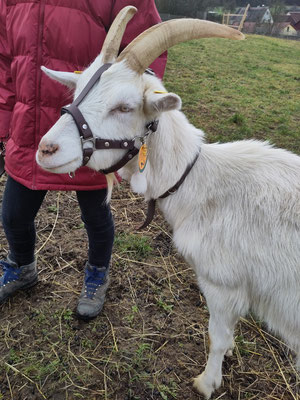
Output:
[155,0,300,15]
[221,0,237,12]
[270,0,286,22]
[155,0,217,16]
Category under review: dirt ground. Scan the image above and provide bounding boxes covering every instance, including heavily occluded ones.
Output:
[0,177,299,400]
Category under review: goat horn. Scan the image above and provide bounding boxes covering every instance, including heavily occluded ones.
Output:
[117,19,245,74]
[101,6,137,64]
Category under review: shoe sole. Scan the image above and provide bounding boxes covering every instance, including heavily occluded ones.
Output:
[21,277,39,290]
[75,311,97,322]
[75,305,103,321]
[0,278,39,305]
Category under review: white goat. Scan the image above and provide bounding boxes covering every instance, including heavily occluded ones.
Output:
[36,7,300,399]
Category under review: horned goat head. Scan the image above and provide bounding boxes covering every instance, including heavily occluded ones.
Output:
[36,6,244,179]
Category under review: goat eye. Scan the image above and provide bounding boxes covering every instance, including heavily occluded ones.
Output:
[118,105,131,113]
[110,104,133,115]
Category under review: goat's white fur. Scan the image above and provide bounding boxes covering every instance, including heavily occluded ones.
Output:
[37,54,300,399]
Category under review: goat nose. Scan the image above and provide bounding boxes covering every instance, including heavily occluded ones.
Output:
[38,142,59,157]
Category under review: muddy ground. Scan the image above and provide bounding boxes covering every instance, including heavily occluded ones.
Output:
[0,177,299,400]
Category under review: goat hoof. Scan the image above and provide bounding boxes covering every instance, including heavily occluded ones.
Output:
[193,372,220,399]
[225,345,234,357]
[225,349,233,357]
[225,340,235,357]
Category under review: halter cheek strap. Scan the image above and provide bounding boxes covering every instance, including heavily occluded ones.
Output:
[99,120,159,175]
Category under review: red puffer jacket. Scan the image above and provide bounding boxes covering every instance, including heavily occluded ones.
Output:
[0,0,166,190]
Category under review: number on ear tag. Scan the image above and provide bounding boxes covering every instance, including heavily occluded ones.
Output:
[138,143,148,172]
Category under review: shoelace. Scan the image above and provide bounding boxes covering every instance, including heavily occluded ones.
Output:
[0,261,21,286]
[84,266,107,299]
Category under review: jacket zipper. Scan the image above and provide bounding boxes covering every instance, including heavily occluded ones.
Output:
[33,0,45,190]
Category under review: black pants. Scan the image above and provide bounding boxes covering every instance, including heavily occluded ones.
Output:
[1,176,114,268]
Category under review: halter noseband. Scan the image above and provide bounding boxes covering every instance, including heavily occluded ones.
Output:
[61,63,158,175]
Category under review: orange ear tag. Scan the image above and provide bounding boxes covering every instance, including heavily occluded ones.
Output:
[138,143,148,172]
[74,71,82,74]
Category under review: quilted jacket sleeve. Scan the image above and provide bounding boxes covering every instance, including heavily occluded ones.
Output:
[0,0,15,141]
[111,0,167,79]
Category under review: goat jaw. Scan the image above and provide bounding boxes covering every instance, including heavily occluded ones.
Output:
[36,154,82,174]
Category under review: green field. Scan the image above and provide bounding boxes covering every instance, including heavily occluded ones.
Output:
[165,34,300,153]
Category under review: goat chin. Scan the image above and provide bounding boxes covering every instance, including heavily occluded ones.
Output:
[105,173,118,203]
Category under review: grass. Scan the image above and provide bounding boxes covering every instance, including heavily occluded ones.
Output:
[165,35,300,152]
[114,232,153,260]
[0,34,300,399]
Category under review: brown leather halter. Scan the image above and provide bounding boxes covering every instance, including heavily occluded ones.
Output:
[138,151,200,229]
[60,63,199,229]
[61,63,158,175]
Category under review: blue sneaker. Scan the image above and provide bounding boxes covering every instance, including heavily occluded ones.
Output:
[0,257,38,304]
[76,262,110,320]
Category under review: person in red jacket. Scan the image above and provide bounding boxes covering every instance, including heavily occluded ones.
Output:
[0,0,166,319]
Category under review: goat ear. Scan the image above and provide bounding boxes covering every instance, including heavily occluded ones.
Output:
[41,66,80,89]
[146,92,182,114]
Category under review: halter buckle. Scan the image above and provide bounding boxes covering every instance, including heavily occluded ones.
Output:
[80,136,96,150]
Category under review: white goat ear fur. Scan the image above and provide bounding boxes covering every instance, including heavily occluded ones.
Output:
[146,92,182,114]
[41,66,79,89]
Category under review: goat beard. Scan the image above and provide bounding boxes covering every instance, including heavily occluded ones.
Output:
[105,173,118,203]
